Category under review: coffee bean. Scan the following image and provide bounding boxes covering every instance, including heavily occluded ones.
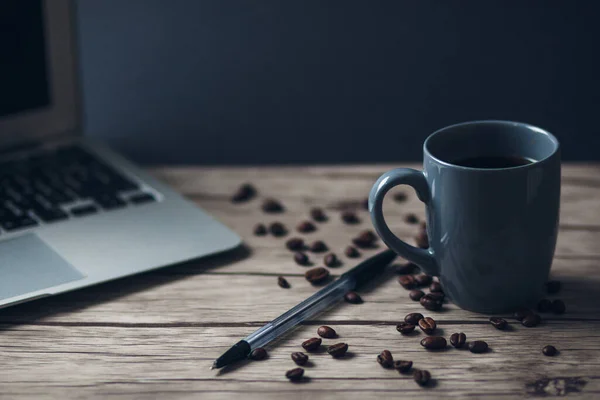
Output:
[414,274,433,287]
[344,246,361,258]
[404,313,424,325]
[309,240,328,253]
[317,325,336,339]
[426,292,445,302]
[468,340,488,353]
[253,223,267,236]
[420,293,443,311]
[409,290,425,301]
[415,230,429,249]
[546,280,561,294]
[324,253,338,267]
[404,213,419,224]
[418,317,437,334]
[395,262,417,275]
[277,276,290,289]
[362,198,369,210]
[302,337,322,352]
[398,275,417,289]
[344,291,363,304]
[420,336,447,350]
[396,322,416,334]
[341,211,360,224]
[231,183,256,203]
[262,198,284,213]
[429,282,443,293]
[310,207,327,222]
[293,252,310,266]
[394,192,407,202]
[286,237,305,251]
[514,308,532,321]
[285,367,304,381]
[552,299,566,314]
[489,317,507,330]
[450,332,466,348]
[249,347,267,360]
[413,369,431,386]
[305,267,330,284]
[522,313,541,327]
[269,222,287,237]
[537,299,552,313]
[327,342,348,358]
[543,345,558,356]
[352,230,378,248]
[377,350,394,368]
[297,221,316,233]
[291,352,308,366]
[394,360,413,373]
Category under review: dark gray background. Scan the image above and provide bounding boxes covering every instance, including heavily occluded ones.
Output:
[76,0,600,165]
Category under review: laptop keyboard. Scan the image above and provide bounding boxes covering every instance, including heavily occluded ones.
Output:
[0,146,157,233]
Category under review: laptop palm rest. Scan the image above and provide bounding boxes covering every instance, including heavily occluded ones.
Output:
[0,234,85,301]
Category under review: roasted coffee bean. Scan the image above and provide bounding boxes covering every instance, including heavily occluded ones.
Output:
[361,198,369,210]
[420,336,447,350]
[359,230,377,242]
[398,275,417,289]
[310,207,327,222]
[377,350,394,368]
[426,292,445,302]
[344,291,363,304]
[537,299,552,313]
[552,299,566,314]
[404,213,419,224]
[285,367,304,381]
[277,276,290,289]
[543,345,558,356]
[522,313,541,327]
[344,246,361,258]
[394,360,413,373]
[262,198,284,213]
[269,222,287,237]
[317,325,336,339]
[253,223,267,236]
[394,192,407,202]
[429,282,443,293]
[327,342,348,357]
[293,252,310,266]
[514,308,532,321]
[396,322,416,334]
[249,347,267,360]
[291,352,308,366]
[341,211,360,224]
[420,294,443,311]
[297,220,316,233]
[418,317,437,334]
[468,340,488,353]
[324,253,338,267]
[302,337,322,352]
[395,262,417,275]
[409,290,425,301]
[286,237,305,251]
[450,332,466,348]
[231,183,256,203]
[546,280,561,294]
[404,313,424,324]
[305,267,330,284]
[353,230,377,248]
[413,369,431,386]
[489,317,507,330]
[414,274,433,287]
[309,240,328,252]
[414,230,429,249]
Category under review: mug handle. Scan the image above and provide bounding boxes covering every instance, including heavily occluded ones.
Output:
[368,168,439,276]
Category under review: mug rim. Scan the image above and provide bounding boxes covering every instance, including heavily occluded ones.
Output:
[423,120,560,171]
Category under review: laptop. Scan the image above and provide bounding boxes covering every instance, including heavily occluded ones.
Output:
[0,0,241,309]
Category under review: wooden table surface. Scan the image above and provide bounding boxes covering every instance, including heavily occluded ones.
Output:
[1,164,600,399]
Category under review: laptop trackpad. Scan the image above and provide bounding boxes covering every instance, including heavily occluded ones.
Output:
[0,234,85,301]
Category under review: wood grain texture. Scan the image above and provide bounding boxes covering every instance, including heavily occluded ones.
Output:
[1,164,599,399]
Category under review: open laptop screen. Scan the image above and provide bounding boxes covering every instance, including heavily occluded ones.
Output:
[0,1,50,118]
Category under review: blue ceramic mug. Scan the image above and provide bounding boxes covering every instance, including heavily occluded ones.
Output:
[369,121,561,313]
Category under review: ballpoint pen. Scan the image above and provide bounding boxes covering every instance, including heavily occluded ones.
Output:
[212,249,396,370]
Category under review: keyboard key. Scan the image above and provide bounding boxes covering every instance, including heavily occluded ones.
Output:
[32,207,69,223]
[1,216,38,232]
[93,193,126,210]
[129,193,156,205]
[70,204,98,217]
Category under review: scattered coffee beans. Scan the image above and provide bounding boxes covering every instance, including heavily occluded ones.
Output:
[297,221,316,233]
[405,313,424,325]
[344,246,361,258]
[546,280,561,294]
[398,275,417,289]
[344,291,363,304]
[396,322,416,334]
[317,326,336,339]
[420,293,443,311]
[327,343,348,358]
[420,336,447,350]
[409,290,425,301]
[468,340,488,354]
[309,240,328,253]
[395,262,417,275]
[253,223,267,236]
[302,337,322,352]
[394,360,413,373]
[269,222,287,237]
[415,274,433,287]
[277,276,290,289]
[537,299,552,313]
[262,198,284,213]
[404,213,419,224]
[293,252,310,266]
[543,345,558,356]
[429,282,443,293]
[286,367,304,381]
[514,308,532,321]
[310,207,327,222]
[418,317,437,335]
[231,183,256,203]
[249,347,267,360]
[291,352,309,365]
[522,313,541,327]
[377,350,394,368]
[286,237,305,251]
[305,267,330,284]
[394,192,407,202]
[450,332,466,348]
[352,230,377,248]
[324,253,338,267]
[415,230,429,249]
[341,211,360,224]
[552,299,566,314]
[489,317,507,330]
[413,369,431,386]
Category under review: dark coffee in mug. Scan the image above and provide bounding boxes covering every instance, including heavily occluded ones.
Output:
[451,156,535,168]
